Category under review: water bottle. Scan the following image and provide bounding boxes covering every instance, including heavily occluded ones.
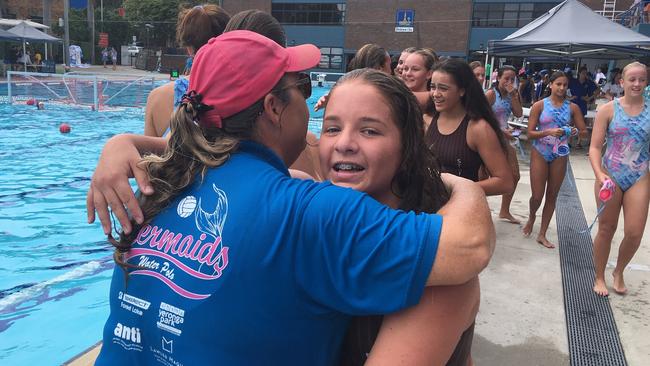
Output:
[599,179,616,202]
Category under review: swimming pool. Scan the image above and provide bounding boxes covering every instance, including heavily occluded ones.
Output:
[307,84,330,137]
[0,86,329,365]
[0,103,147,365]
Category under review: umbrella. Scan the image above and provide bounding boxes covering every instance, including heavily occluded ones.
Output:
[7,21,62,72]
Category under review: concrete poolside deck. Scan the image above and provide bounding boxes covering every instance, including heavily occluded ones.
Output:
[35,66,648,364]
[474,144,649,365]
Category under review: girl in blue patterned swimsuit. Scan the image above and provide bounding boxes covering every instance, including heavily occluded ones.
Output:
[524,71,587,249]
[486,66,523,224]
[589,62,650,297]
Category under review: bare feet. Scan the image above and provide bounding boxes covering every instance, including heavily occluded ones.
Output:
[499,212,521,224]
[523,219,534,237]
[536,234,556,249]
[593,278,609,297]
[612,271,628,295]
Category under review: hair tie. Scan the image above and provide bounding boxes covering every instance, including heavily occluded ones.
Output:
[180,90,214,113]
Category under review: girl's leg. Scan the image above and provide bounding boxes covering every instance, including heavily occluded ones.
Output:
[500,144,521,224]
[536,156,568,248]
[592,180,624,297]
[612,174,650,294]
[523,148,548,237]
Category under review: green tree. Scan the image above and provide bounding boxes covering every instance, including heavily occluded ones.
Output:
[124,0,181,48]
[123,0,223,48]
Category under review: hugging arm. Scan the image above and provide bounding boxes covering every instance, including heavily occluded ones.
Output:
[471,120,515,195]
[86,134,167,234]
[426,173,495,286]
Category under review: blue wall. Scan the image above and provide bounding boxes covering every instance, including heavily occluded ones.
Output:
[271,0,347,4]
[283,25,345,47]
[632,24,650,37]
[473,0,558,3]
[273,0,344,2]
[469,28,518,51]
[469,0,560,51]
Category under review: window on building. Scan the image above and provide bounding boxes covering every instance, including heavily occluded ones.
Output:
[29,16,44,24]
[318,47,344,69]
[4,12,17,19]
[472,2,559,28]
[272,3,346,25]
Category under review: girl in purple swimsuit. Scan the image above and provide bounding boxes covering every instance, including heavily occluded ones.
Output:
[589,62,650,297]
[524,71,587,248]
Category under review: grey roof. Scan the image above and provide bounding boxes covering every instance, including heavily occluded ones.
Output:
[488,0,650,59]
[7,21,61,43]
[0,27,21,41]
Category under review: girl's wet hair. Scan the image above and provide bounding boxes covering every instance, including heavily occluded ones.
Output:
[469,61,483,71]
[548,71,567,83]
[493,65,517,97]
[402,46,417,54]
[406,49,438,90]
[426,58,507,150]
[224,9,286,46]
[176,4,231,53]
[329,68,450,213]
[411,49,438,70]
[541,71,568,99]
[348,43,389,72]
[622,61,647,78]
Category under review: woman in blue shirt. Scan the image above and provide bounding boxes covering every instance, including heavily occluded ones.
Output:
[91,32,494,365]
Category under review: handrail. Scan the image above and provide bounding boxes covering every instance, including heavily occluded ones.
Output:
[612,1,650,26]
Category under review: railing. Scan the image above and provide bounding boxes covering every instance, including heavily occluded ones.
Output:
[612,1,650,27]
[595,10,625,20]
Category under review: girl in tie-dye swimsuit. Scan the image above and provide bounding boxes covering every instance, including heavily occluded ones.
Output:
[602,98,650,191]
[589,62,650,298]
[486,66,523,224]
[524,71,587,249]
[532,98,573,162]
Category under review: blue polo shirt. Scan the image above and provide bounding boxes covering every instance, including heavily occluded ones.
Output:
[95,141,442,366]
[569,77,597,116]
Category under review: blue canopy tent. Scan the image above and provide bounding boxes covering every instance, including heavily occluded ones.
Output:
[487,0,650,60]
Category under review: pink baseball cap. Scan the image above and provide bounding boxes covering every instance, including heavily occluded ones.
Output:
[187,30,321,128]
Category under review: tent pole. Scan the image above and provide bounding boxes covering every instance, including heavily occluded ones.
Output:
[490,55,495,88]
[23,40,27,72]
[484,47,489,90]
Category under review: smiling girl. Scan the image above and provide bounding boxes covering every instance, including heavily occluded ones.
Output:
[321,68,483,366]
[401,49,437,92]
[424,58,513,196]
[524,71,587,248]
[589,61,650,297]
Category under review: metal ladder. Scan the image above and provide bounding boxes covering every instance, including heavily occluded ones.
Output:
[602,0,617,20]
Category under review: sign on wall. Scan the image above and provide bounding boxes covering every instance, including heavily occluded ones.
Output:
[395,9,414,33]
[99,32,109,47]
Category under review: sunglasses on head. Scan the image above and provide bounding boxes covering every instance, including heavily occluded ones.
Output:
[278,72,312,99]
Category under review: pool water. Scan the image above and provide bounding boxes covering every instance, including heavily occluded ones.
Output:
[0,87,329,365]
[307,84,330,137]
[0,103,146,365]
